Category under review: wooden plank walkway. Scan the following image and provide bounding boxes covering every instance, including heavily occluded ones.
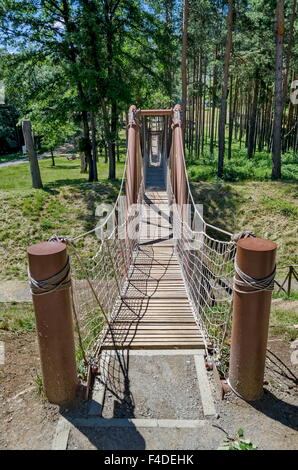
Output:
[101,170,204,350]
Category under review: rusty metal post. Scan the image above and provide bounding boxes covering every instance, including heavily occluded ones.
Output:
[126,105,138,210]
[228,237,276,401]
[171,104,187,211]
[27,241,78,404]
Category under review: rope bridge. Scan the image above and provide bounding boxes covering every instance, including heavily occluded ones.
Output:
[65,105,239,383]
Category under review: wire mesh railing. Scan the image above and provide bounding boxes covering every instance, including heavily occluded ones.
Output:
[65,105,237,383]
[167,106,236,357]
[69,111,144,378]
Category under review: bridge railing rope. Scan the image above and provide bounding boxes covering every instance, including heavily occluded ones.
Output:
[66,107,145,380]
[167,104,236,357]
[27,104,278,404]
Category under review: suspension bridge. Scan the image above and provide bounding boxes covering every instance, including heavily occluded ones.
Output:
[26,103,278,414]
[67,104,236,381]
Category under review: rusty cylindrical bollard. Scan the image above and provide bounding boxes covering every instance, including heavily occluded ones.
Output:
[228,237,276,401]
[27,241,78,404]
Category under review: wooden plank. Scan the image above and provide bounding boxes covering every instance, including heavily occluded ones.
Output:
[113,321,197,325]
[115,307,193,311]
[118,310,191,313]
[106,335,203,340]
[102,343,204,350]
[102,341,204,347]
[112,325,199,330]
[97,189,206,352]
[121,309,193,312]
[114,316,195,320]
[102,345,205,350]
[107,328,201,334]
[115,315,194,318]
[115,308,193,313]
[121,298,190,306]
[127,282,185,286]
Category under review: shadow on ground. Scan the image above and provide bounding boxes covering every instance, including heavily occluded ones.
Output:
[250,389,298,432]
[43,177,121,233]
[59,350,147,450]
[190,182,243,236]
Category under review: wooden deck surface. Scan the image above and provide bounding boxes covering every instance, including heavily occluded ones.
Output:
[101,174,204,350]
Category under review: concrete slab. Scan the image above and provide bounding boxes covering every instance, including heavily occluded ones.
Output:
[102,353,204,420]
[66,420,223,450]
[194,354,217,417]
[0,281,31,302]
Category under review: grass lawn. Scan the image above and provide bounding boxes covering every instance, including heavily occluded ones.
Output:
[0,144,297,278]
[270,307,298,342]
[190,180,298,271]
[0,152,25,164]
[0,155,125,279]
[0,295,296,345]
[0,302,35,332]
[187,141,298,182]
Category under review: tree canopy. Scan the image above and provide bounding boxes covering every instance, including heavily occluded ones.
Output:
[0,0,297,180]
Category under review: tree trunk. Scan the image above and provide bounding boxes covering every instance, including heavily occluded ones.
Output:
[217,0,233,178]
[101,100,115,180]
[61,0,93,180]
[51,149,55,167]
[228,76,233,160]
[111,101,118,167]
[181,0,189,137]
[283,0,296,103]
[22,120,43,189]
[82,110,94,182]
[247,76,259,159]
[90,111,98,182]
[210,53,218,157]
[272,0,284,180]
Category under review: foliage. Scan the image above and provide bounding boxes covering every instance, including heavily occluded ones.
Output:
[218,429,257,450]
[0,156,124,279]
[187,149,298,182]
[0,302,35,332]
[0,104,19,154]
[270,309,298,342]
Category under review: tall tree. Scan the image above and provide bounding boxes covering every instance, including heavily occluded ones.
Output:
[217,0,233,178]
[181,0,189,133]
[22,119,43,189]
[272,0,284,180]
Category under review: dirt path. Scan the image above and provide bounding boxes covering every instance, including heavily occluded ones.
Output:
[0,144,78,168]
[0,328,297,450]
[0,331,59,449]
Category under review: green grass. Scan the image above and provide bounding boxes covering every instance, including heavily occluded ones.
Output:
[0,155,125,191]
[270,309,298,342]
[0,155,125,279]
[272,290,298,300]
[218,429,257,451]
[260,196,298,219]
[190,180,298,269]
[187,148,298,183]
[32,373,45,398]
[0,152,25,164]
[0,302,35,332]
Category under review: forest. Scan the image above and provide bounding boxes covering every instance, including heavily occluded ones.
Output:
[0,1,298,451]
[0,0,297,183]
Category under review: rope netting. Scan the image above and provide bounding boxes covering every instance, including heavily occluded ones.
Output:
[67,114,145,377]
[167,118,236,357]
[50,106,250,386]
